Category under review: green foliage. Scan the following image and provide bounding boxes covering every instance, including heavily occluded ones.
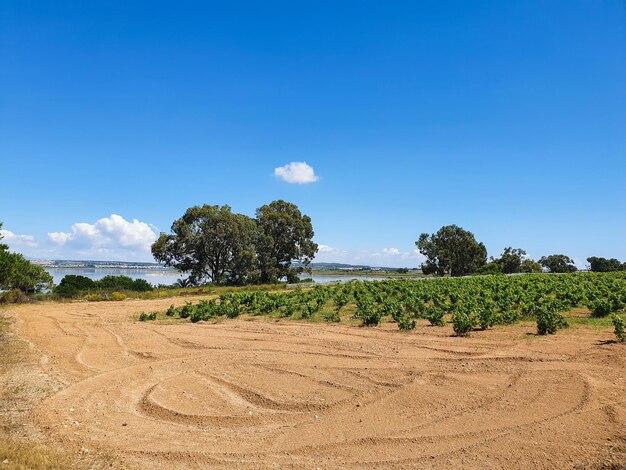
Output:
[0,289,29,304]
[256,200,318,283]
[496,247,527,274]
[587,257,624,273]
[475,261,503,275]
[587,298,622,317]
[139,311,157,321]
[152,200,317,286]
[452,311,476,336]
[477,306,496,330]
[54,275,96,297]
[536,305,568,335]
[353,296,382,326]
[0,251,53,294]
[323,310,341,322]
[149,273,626,341]
[131,278,153,292]
[416,225,487,277]
[152,204,259,285]
[424,305,445,326]
[110,292,127,301]
[520,258,543,273]
[611,314,624,342]
[539,254,577,273]
[84,293,105,301]
[55,275,155,298]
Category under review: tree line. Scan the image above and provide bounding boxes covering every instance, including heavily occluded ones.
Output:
[3,212,626,299]
[415,224,625,277]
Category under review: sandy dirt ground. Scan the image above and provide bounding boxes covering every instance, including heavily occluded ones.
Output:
[7,298,626,469]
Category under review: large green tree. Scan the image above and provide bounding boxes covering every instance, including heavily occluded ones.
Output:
[256,200,318,283]
[416,225,487,277]
[0,222,53,294]
[587,256,624,272]
[152,205,259,285]
[496,247,527,274]
[539,254,577,273]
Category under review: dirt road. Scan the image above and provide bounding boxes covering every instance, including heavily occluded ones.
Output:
[9,299,626,469]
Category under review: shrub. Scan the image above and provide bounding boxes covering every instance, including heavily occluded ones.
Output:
[0,289,29,304]
[477,307,495,330]
[588,299,614,317]
[424,305,445,326]
[588,296,623,317]
[324,310,341,322]
[110,292,127,301]
[396,313,416,331]
[84,293,105,302]
[178,302,194,319]
[131,278,153,292]
[55,275,96,297]
[353,297,382,326]
[139,311,157,321]
[165,304,178,316]
[611,314,624,342]
[536,309,567,335]
[452,311,476,336]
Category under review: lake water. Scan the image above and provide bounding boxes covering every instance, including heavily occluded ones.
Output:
[43,267,392,287]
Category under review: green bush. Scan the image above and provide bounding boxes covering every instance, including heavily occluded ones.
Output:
[139,311,157,321]
[477,307,495,330]
[536,309,568,335]
[611,314,624,342]
[110,292,127,301]
[323,310,341,322]
[84,293,105,302]
[395,313,416,331]
[452,311,476,336]
[131,278,153,292]
[55,275,96,297]
[353,297,382,326]
[588,297,623,317]
[424,305,445,326]
[0,251,53,294]
[0,289,29,304]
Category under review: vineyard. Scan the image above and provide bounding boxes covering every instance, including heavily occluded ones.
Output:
[148,272,626,338]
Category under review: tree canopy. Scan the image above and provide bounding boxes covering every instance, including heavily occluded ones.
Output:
[256,200,318,283]
[152,205,259,285]
[0,222,53,294]
[416,225,487,277]
[539,254,577,273]
[152,201,317,285]
[587,257,624,272]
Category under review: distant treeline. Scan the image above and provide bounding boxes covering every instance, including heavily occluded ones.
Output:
[586,257,626,273]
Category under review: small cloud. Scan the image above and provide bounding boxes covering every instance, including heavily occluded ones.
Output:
[274,162,319,184]
[0,229,37,249]
[382,247,400,256]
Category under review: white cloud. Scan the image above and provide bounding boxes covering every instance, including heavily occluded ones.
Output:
[382,247,400,255]
[274,162,319,184]
[0,229,37,249]
[47,214,157,261]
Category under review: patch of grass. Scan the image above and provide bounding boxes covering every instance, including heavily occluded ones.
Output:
[0,438,74,470]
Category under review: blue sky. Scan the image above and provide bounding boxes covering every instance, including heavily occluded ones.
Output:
[1,1,625,267]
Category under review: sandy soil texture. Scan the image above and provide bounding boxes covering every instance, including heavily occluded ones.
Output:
[8,298,626,469]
